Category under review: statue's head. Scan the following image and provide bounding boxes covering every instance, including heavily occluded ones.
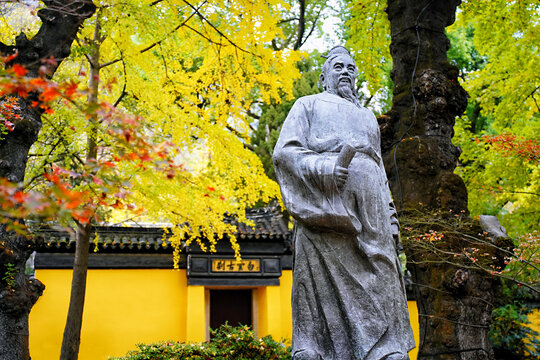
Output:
[320,46,358,103]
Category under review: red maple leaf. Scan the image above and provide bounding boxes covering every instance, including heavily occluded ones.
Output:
[13,191,27,203]
[11,64,28,77]
[40,86,60,102]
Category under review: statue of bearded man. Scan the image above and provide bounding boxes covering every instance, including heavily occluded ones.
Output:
[273,46,415,360]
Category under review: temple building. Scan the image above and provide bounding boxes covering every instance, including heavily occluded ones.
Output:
[28,208,422,359]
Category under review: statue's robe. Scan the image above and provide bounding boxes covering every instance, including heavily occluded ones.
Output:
[273,92,415,360]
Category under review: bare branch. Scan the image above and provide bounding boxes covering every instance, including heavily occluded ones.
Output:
[417,313,489,329]
[24,137,63,190]
[299,5,323,49]
[97,58,120,69]
[246,109,260,120]
[528,86,540,113]
[363,94,374,107]
[41,115,86,168]
[490,189,540,197]
[293,0,306,50]
[105,34,128,107]
[40,0,96,17]
[113,58,127,107]
[138,3,202,53]
[183,23,220,46]
[278,17,299,24]
[225,124,255,151]
[75,36,95,68]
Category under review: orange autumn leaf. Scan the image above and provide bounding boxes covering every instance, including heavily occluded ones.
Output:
[29,78,48,88]
[126,152,138,160]
[111,199,123,209]
[43,173,61,183]
[65,199,81,210]
[13,191,27,203]
[11,64,28,77]
[63,81,78,99]
[138,152,152,162]
[73,212,90,224]
[40,86,61,102]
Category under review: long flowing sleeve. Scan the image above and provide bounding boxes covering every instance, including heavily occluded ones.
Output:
[273,98,360,234]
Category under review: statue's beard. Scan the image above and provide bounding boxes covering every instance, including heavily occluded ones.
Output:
[336,82,360,107]
[337,81,356,103]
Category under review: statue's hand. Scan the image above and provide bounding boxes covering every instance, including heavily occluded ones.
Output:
[333,165,348,189]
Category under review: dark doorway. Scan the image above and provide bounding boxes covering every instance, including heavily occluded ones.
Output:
[209,289,252,331]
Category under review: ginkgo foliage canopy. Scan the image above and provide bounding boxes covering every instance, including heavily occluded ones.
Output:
[451,0,540,236]
[7,0,304,257]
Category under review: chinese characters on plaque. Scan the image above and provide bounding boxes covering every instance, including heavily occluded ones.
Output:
[211,259,261,272]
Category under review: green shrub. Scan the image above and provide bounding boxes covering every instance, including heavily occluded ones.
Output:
[111,323,291,360]
[489,285,540,360]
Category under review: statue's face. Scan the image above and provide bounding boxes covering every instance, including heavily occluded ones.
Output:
[321,54,357,94]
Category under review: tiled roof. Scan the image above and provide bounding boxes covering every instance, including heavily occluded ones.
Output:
[230,207,290,240]
[37,208,290,253]
[38,227,171,252]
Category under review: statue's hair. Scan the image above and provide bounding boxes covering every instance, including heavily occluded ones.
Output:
[321,45,350,59]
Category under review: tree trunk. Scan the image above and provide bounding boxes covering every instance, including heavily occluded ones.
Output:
[382,1,506,359]
[0,228,45,360]
[0,2,95,359]
[382,0,468,212]
[59,14,101,359]
[59,224,92,360]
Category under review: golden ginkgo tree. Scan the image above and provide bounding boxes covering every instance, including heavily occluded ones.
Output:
[0,1,304,359]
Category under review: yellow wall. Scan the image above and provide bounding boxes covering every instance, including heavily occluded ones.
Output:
[408,301,420,360]
[28,268,481,360]
[30,269,188,360]
[279,270,294,340]
[255,270,293,341]
[185,285,206,342]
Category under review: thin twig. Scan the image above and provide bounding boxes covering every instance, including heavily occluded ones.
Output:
[99,2,204,70]
[418,313,489,329]
[181,0,260,57]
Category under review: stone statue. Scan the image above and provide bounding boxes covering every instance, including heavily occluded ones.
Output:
[273,46,415,360]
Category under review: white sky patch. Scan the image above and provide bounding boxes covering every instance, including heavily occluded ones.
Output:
[302,9,341,52]
[302,0,342,52]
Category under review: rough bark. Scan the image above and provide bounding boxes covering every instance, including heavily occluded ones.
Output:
[382,0,468,213]
[0,2,95,359]
[0,229,45,360]
[382,1,506,359]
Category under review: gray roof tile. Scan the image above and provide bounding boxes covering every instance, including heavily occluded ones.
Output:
[37,208,290,253]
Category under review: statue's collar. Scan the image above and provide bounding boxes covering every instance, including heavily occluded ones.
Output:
[319,91,362,108]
